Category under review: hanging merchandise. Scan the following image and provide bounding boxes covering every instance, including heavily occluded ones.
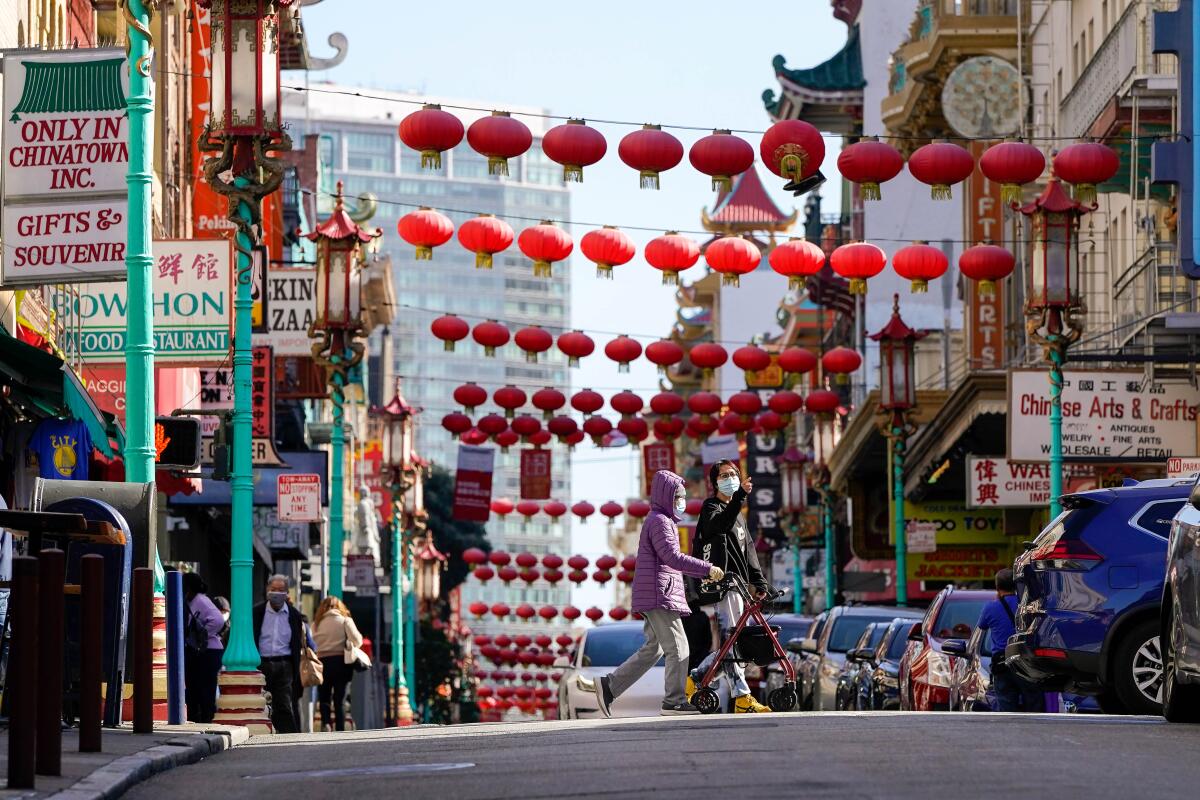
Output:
[515,325,554,363]
[778,347,817,377]
[610,390,644,419]
[892,242,949,293]
[836,137,904,200]
[644,231,701,286]
[959,243,1015,296]
[605,335,643,373]
[472,319,510,357]
[822,347,862,384]
[397,103,464,169]
[618,124,684,189]
[398,207,453,260]
[649,391,685,417]
[571,389,604,417]
[442,412,472,438]
[767,390,803,415]
[466,110,533,176]
[541,119,607,182]
[688,343,728,377]
[557,329,595,367]
[907,140,975,200]
[706,235,761,287]
[580,226,636,279]
[979,141,1046,204]
[644,339,685,374]
[582,415,613,445]
[760,119,826,185]
[732,345,771,379]
[1051,142,1119,205]
[493,385,527,419]
[767,237,826,290]
[805,389,841,414]
[531,387,566,420]
[518,220,574,278]
[431,314,469,351]
[30,418,92,480]
[457,214,515,269]
[830,241,886,294]
[547,415,578,443]
[689,129,755,192]
[453,382,488,414]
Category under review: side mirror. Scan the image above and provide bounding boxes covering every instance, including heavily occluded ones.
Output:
[848,647,873,663]
[799,638,819,655]
[1190,479,1200,511]
[942,639,968,657]
[786,637,807,655]
[907,623,923,642]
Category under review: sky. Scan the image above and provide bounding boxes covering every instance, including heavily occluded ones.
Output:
[300,1,849,609]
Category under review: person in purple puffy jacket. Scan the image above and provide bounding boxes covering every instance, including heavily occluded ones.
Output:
[592,470,724,716]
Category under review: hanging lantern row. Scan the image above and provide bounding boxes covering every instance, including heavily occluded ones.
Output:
[470,603,636,626]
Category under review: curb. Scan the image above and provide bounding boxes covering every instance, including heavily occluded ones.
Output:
[46,726,249,800]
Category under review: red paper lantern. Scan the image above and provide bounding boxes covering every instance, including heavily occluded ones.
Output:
[689,343,728,377]
[547,415,578,443]
[567,555,589,570]
[398,104,463,170]
[542,118,607,182]
[644,231,701,286]
[466,111,532,176]
[805,389,841,415]
[541,554,563,570]
[489,550,511,567]
[686,416,715,439]
[557,330,595,367]
[515,552,538,569]
[618,416,648,443]
[705,235,761,288]
[493,385,527,418]
[768,390,803,415]
[837,137,904,200]
[457,214,514,269]
[543,500,568,520]
[494,635,512,648]
[618,124,684,189]
[822,347,862,384]
[580,226,636,279]
[461,428,488,446]
[687,391,722,416]
[596,555,618,570]
[689,129,754,192]
[515,604,536,621]
[453,382,488,414]
[768,237,826,290]
[685,498,704,515]
[582,415,612,445]
[463,547,487,568]
[650,391,685,416]
[610,391,644,418]
[757,411,788,432]
[616,570,633,583]
[571,389,604,416]
[979,141,1046,204]
[830,241,887,295]
[491,602,511,619]
[442,412,472,439]
[472,320,510,357]
[653,416,684,441]
[516,502,540,524]
[959,244,1016,296]
[733,345,771,378]
[561,606,581,621]
[398,207,453,260]
[1052,142,1120,205]
[518,221,573,278]
[511,414,541,441]
[585,607,604,622]
[720,411,752,436]
[907,140,975,200]
[520,568,541,586]
[605,335,643,373]
[572,501,595,523]
[569,570,588,586]
[728,391,762,419]
[760,119,826,183]
[477,414,508,437]
[494,430,519,452]
[530,430,554,449]
[779,347,818,376]
[627,500,650,519]
[892,242,949,293]
[431,314,469,351]
[538,605,558,621]
[621,555,637,571]
[468,601,489,617]
[645,339,685,374]
[490,498,514,517]
[531,388,566,421]
[474,565,495,583]
[608,607,629,621]
[593,570,613,586]
[514,325,553,364]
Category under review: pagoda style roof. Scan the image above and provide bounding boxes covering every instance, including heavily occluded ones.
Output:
[869,294,928,342]
[305,181,380,243]
[702,168,797,233]
[764,24,865,131]
[1018,175,1091,214]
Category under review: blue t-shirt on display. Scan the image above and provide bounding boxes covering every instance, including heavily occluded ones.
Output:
[30,418,92,480]
[977,594,1018,657]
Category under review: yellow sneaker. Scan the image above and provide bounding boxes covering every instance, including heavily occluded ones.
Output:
[733,694,772,713]
[685,676,696,702]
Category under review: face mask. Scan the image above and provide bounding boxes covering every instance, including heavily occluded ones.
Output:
[268,591,287,610]
[674,497,687,515]
[221,611,230,624]
[717,476,740,496]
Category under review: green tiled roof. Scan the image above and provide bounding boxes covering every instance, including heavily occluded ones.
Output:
[768,24,865,99]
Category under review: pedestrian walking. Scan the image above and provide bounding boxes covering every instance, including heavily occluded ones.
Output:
[253,575,304,733]
[312,596,364,731]
[182,572,225,723]
[213,595,231,648]
[591,470,723,717]
[687,459,772,713]
[977,568,1044,712]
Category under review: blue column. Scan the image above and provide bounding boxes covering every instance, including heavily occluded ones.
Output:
[165,571,185,724]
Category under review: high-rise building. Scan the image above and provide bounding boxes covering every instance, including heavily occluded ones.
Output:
[283,85,573,637]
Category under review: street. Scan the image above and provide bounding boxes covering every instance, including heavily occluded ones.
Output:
[127,713,1200,799]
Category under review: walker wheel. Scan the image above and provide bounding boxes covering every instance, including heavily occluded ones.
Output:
[769,687,799,712]
[691,687,720,715]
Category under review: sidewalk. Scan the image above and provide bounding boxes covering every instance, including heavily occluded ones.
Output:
[0,723,248,800]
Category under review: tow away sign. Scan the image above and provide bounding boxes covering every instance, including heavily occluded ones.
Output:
[277,474,321,522]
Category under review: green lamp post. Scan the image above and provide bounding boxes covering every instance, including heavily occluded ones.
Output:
[379,387,415,724]
[870,295,924,606]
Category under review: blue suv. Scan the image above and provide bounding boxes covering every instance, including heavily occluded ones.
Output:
[1006,478,1192,715]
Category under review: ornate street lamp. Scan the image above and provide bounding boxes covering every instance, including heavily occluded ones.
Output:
[870,295,926,606]
[305,182,382,598]
[413,531,447,606]
[1017,175,1088,518]
[778,446,808,613]
[377,387,416,724]
[198,0,294,732]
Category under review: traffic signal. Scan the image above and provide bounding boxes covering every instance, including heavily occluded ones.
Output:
[154,416,202,471]
[1152,1,1198,277]
[210,412,233,482]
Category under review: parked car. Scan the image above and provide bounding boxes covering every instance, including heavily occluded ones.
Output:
[834,622,888,710]
[899,585,991,711]
[1162,476,1200,722]
[762,613,812,700]
[944,624,992,711]
[1006,478,1191,715]
[557,622,730,718]
[866,618,919,711]
[793,611,826,709]
[792,605,923,711]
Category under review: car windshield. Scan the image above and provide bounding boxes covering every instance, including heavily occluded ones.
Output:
[769,618,811,645]
[931,599,988,640]
[828,615,893,653]
[582,627,647,667]
[886,628,910,659]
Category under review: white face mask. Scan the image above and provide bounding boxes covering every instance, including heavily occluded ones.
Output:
[717,476,740,497]
[674,497,687,515]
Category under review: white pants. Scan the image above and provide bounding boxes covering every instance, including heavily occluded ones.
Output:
[690,592,751,697]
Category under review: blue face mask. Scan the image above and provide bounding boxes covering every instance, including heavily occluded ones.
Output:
[717,476,740,497]
[674,497,687,515]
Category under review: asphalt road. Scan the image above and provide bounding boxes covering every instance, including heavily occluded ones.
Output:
[127,712,1200,799]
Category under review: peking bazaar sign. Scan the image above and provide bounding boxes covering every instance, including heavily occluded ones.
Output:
[1,48,130,285]
[452,444,495,523]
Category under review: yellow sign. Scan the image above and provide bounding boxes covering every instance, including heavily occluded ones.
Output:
[901,500,1006,547]
[907,544,1016,582]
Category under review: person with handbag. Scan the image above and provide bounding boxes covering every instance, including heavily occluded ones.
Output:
[182,571,225,723]
[313,596,366,731]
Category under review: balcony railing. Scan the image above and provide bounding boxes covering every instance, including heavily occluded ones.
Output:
[1111,242,1197,349]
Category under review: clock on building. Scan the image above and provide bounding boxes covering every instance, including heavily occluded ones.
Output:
[941,56,1024,139]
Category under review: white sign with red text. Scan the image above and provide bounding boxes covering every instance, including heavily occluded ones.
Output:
[1167,457,1200,478]
[905,521,937,553]
[1008,370,1199,463]
[966,456,1084,508]
[277,474,321,522]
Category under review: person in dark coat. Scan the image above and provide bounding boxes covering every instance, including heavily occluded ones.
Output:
[252,574,304,733]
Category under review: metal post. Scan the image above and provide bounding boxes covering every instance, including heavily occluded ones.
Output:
[791,535,803,614]
[893,420,908,606]
[1048,333,1065,519]
[823,485,835,611]
[7,557,37,789]
[405,555,416,699]
[165,571,185,725]
[132,568,154,733]
[329,362,346,597]
[36,549,65,776]
[79,555,104,753]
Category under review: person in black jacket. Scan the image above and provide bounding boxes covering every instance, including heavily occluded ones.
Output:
[687,459,772,713]
[252,575,304,733]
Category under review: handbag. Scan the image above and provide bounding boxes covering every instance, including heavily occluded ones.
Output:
[344,619,372,673]
[300,645,324,687]
[185,610,209,653]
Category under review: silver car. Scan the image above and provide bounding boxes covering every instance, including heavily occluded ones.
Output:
[1162,477,1200,722]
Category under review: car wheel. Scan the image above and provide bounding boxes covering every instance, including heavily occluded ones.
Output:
[1113,620,1164,715]
[1162,604,1200,723]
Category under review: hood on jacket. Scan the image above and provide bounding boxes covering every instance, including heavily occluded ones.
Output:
[649,469,685,522]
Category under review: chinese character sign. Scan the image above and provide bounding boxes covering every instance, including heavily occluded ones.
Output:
[452,445,496,523]
[641,442,676,495]
[251,346,272,438]
[520,449,552,500]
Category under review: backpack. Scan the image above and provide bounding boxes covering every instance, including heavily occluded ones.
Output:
[185,610,208,652]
